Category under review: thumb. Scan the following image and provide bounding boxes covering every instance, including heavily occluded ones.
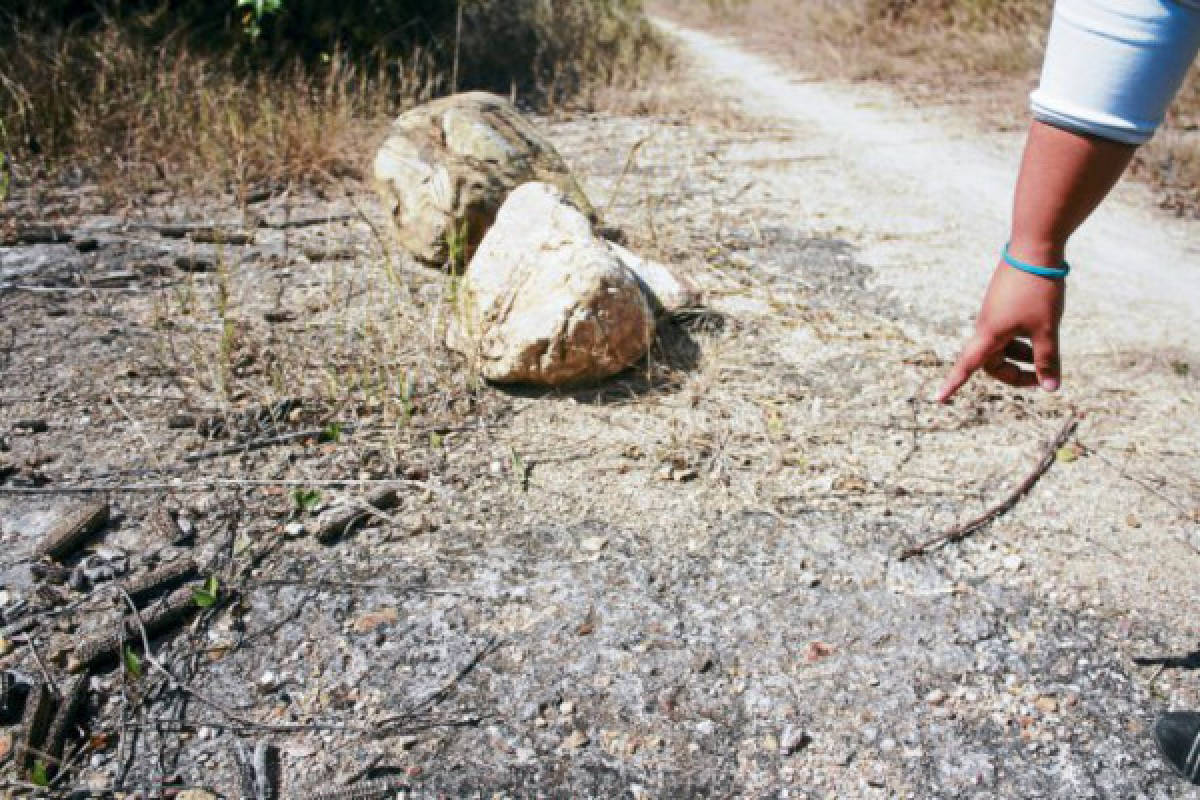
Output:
[936,333,995,404]
[1032,328,1061,392]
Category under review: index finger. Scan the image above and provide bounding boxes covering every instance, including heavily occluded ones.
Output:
[936,333,998,404]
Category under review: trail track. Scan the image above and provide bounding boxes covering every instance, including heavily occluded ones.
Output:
[658,18,1200,357]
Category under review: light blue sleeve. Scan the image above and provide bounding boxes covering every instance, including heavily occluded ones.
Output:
[1030,0,1200,144]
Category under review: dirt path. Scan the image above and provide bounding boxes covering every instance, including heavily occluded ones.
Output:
[657,18,1200,359]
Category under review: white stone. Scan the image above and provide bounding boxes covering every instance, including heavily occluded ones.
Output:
[257,670,279,692]
[559,730,590,750]
[780,724,808,755]
[580,536,608,552]
[449,182,653,386]
[608,242,703,315]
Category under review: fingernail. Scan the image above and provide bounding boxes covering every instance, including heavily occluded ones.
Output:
[1041,378,1060,392]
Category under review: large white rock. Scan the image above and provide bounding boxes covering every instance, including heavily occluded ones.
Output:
[450,183,654,386]
[373,92,595,268]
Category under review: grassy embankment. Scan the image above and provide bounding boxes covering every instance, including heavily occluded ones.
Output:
[669,0,1200,215]
[0,1,669,196]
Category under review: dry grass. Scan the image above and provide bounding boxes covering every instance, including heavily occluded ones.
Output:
[1146,69,1200,215]
[0,19,440,198]
[457,0,671,110]
[146,204,471,432]
[658,0,1200,213]
[658,0,1047,89]
[0,2,671,198]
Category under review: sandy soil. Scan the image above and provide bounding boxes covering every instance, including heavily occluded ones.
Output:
[0,18,1198,800]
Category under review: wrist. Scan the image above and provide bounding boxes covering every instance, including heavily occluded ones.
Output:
[1002,242,1070,280]
[1005,238,1066,268]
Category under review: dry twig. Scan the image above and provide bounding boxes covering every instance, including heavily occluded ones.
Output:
[68,586,203,673]
[254,740,282,800]
[45,674,87,768]
[258,213,357,229]
[122,557,199,606]
[0,477,428,494]
[15,681,54,773]
[34,500,109,561]
[899,412,1079,560]
[0,671,15,721]
[312,485,401,543]
[301,776,408,800]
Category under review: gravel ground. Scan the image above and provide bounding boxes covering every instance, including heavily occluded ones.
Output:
[1,29,1199,800]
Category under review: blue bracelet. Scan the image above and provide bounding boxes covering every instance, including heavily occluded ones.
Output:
[1002,243,1070,279]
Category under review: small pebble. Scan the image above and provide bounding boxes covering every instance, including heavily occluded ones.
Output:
[580,536,607,553]
[780,725,809,755]
[559,730,589,750]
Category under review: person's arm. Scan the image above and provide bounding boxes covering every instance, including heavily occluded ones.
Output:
[935,120,1135,403]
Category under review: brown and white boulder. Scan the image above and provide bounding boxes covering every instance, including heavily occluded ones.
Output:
[373,91,595,268]
[449,182,653,386]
